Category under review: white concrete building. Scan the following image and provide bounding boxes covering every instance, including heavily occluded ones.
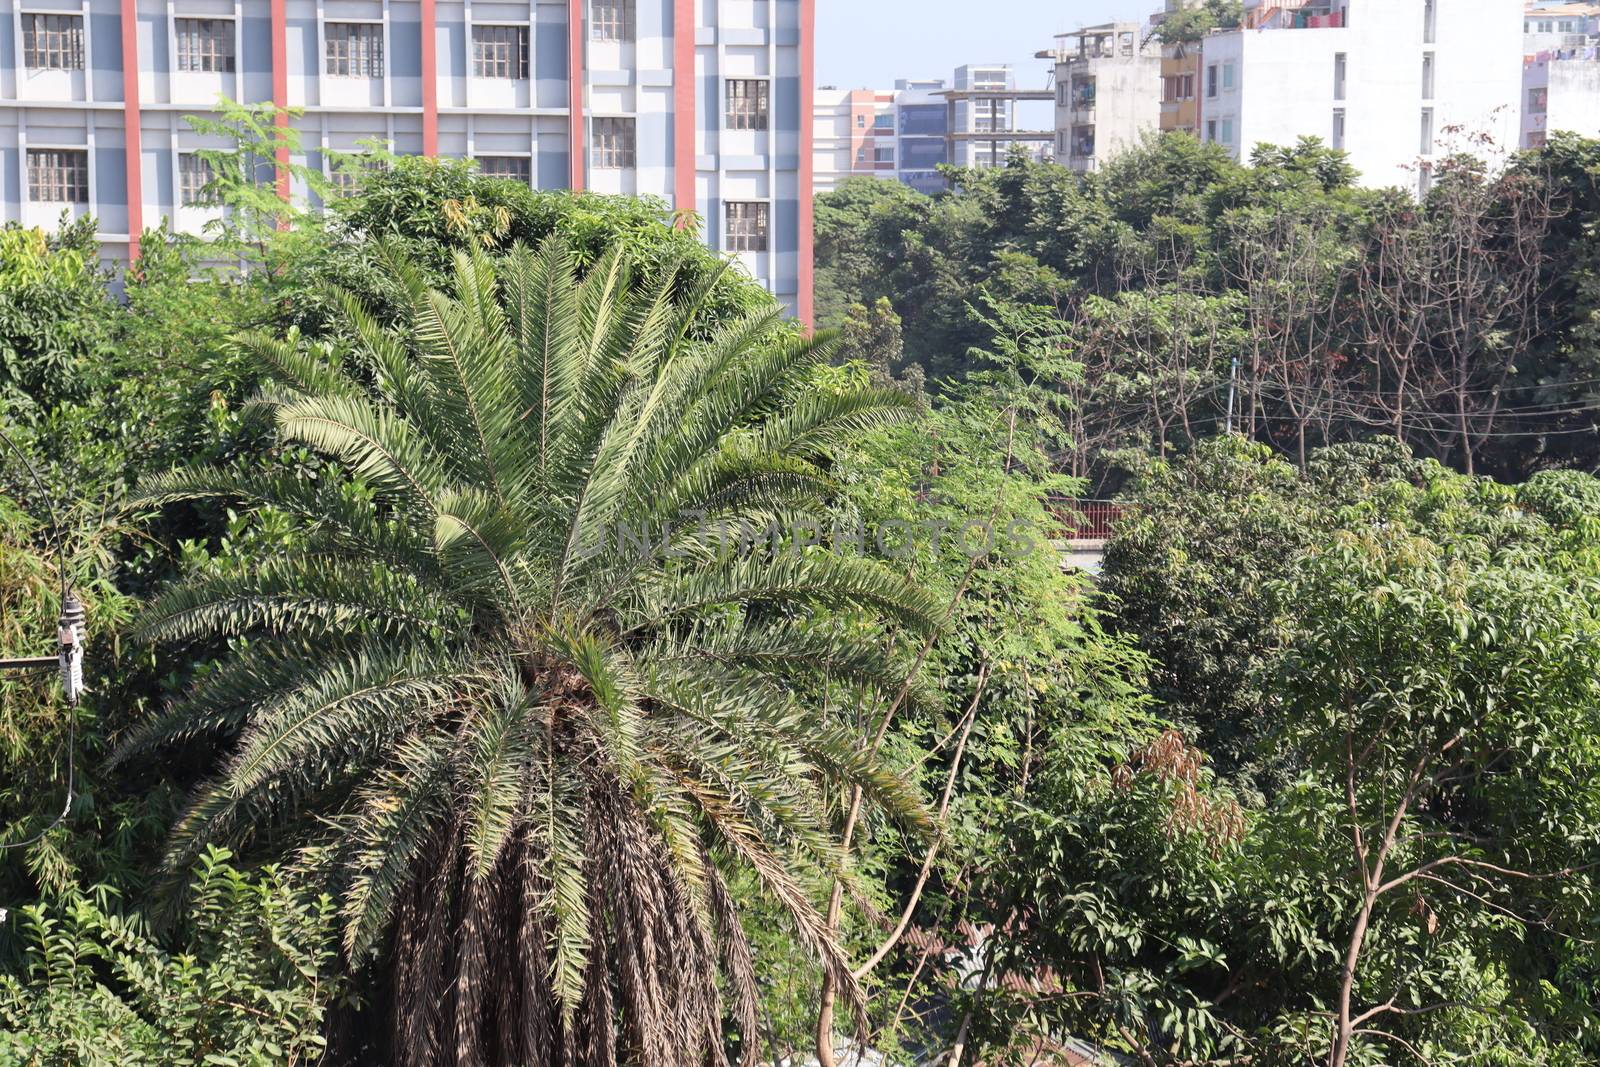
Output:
[1522,49,1600,148]
[1197,0,1524,194]
[1523,1,1600,51]
[1049,22,1162,173]
[812,78,951,196]
[813,65,1050,196]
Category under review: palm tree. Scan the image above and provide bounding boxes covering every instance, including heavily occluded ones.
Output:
[123,239,938,1066]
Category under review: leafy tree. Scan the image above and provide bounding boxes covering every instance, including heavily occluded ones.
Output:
[185,98,330,257]
[836,298,924,403]
[0,847,340,1065]
[971,461,1600,1066]
[122,239,940,1064]
[0,500,148,901]
[1270,471,1600,1067]
[802,349,1153,1063]
[282,155,767,340]
[1100,436,1426,785]
[1153,0,1244,44]
[0,221,116,418]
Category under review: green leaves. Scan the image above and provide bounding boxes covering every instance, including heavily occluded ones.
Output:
[127,238,939,1060]
[0,849,340,1066]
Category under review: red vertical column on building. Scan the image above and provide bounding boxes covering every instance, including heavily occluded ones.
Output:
[271,0,290,203]
[672,0,695,221]
[568,0,585,189]
[796,0,815,330]
[421,0,438,155]
[119,0,143,259]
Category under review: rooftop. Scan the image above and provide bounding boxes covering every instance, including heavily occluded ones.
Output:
[1526,1,1600,14]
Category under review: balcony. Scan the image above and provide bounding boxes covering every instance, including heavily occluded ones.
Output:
[1245,1,1349,30]
[1067,80,1097,124]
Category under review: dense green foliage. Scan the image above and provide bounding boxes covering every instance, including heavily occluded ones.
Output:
[3,133,1600,1067]
[125,239,939,1064]
[816,135,1600,485]
[0,848,340,1066]
[986,443,1600,1065]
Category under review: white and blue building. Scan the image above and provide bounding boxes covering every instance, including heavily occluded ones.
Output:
[1,0,816,320]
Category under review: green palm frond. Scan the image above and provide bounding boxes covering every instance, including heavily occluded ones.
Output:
[131,239,938,1065]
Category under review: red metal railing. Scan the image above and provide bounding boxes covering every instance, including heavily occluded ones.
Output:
[1046,498,1127,541]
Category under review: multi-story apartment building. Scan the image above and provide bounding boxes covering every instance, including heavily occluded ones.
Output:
[812,85,894,191]
[1522,50,1600,146]
[1197,0,1523,195]
[1050,22,1161,172]
[0,0,814,321]
[814,76,948,195]
[1523,0,1600,49]
[814,65,1052,196]
[1159,41,1202,135]
[948,64,1011,168]
[1152,1,1206,135]
[1522,0,1600,149]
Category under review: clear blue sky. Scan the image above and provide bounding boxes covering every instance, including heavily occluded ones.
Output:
[815,0,1158,91]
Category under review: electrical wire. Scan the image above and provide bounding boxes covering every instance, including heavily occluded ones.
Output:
[0,422,77,855]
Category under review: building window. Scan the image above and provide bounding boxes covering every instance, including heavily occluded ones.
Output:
[22,13,84,70]
[175,18,235,73]
[1421,52,1435,100]
[855,114,866,128]
[1072,125,1095,157]
[1222,62,1236,91]
[472,25,529,79]
[476,156,531,183]
[1423,0,1437,43]
[1206,119,1217,142]
[1220,118,1234,145]
[725,201,768,252]
[874,145,894,166]
[1527,130,1548,149]
[592,117,636,168]
[1163,74,1195,102]
[178,153,216,206]
[1332,109,1346,150]
[873,113,893,131]
[325,22,384,77]
[1528,86,1548,114]
[1333,53,1346,101]
[1419,108,1434,154]
[1419,163,1433,197]
[1206,64,1218,98]
[591,0,633,42]
[726,79,769,131]
[27,149,88,203]
[329,155,386,194]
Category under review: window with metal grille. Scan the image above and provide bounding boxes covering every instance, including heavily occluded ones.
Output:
[591,0,633,41]
[178,153,216,205]
[591,118,635,169]
[22,13,84,69]
[325,22,384,78]
[175,18,235,73]
[724,201,768,253]
[476,156,531,183]
[472,25,529,78]
[725,79,769,131]
[329,156,386,194]
[28,149,88,203]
